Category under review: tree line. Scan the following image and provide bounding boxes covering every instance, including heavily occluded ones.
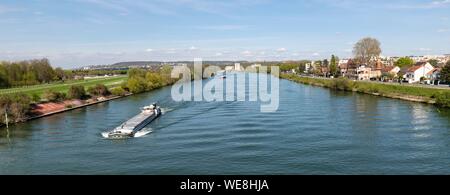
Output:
[0,58,128,89]
[0,58,64,88]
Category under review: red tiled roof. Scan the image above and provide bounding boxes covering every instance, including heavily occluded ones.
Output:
[382,67,394,72]
[426,68,437,75]
[407,65,422,72]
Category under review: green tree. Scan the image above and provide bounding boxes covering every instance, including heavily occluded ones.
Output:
[322,59,329,67]
[0,64,9,88]
[428,59,438,67]
[395,57,414,68]
[145,72,164,90]
[55,67,66,81]
[330,55,338,76]
[128,68,147,79]
[127,77,147,94]
[440,61,450,82]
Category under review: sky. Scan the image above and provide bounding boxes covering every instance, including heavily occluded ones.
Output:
[0,0,450,68]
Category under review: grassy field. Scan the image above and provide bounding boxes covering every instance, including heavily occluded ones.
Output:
[0,76,127,96]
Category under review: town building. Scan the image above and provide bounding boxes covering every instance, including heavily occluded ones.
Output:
[404,62,434,83]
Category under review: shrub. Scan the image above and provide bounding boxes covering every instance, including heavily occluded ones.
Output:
[0,93,32,123]
[328,77,354,91]
[31,93,41,103]
[110,87,127,96]
[68,85,87,99]
[43,90,66,102]
[88,84,110,96]
[435,92,450,108]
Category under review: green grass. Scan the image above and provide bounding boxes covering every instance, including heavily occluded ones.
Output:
[0,76,127,96]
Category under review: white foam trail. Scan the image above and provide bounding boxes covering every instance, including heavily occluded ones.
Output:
[134,128,153,138]
[160,107,174,115]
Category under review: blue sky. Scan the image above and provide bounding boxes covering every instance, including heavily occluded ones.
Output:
[1,0,450,68]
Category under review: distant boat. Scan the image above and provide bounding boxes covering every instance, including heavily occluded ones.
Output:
[102,103,162,139]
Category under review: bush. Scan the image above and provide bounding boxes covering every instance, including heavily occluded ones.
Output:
[110,87,127,96]
[88,84,110,96]
[328,77,354,91]
[31,93,41,103]
[68,85,87,99]
[0,93,31,123]
[43,90,66,102]
[435,92,450,108]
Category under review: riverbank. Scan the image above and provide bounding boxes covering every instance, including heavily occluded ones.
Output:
[27,93,133,121]
[280,73,450,108]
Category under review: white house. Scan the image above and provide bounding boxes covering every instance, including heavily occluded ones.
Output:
[304,63,312,73]
[404,62,434,83]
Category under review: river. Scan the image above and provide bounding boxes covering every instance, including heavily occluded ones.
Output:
[1,73,449,174]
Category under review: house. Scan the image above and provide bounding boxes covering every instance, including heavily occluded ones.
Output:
[382,66,401,76]
[426,68,441,85]
[304,63,312,73]
[356,65,381,81]
[339,59,358,79]
[403,62,434,83]
[380,66,401,81]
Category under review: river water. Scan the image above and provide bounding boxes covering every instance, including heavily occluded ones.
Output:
[1,74,449,174]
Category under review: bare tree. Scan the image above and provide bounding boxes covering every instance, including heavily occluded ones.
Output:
[353,37,382,67]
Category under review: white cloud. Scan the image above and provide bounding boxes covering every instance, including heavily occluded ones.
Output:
[215,52,223,56]
[416,48,432,52]
[241,50,252,56]
[276,48,287,52]
[166,49,177,54]
[312,52,320,56]
[145,48,153,52]
[189,46,198,51]
[437,28,450,33]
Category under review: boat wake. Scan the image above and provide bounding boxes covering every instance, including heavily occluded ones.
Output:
[102,128,153,139]
[134,128,153,138]
[160,107,173,115]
